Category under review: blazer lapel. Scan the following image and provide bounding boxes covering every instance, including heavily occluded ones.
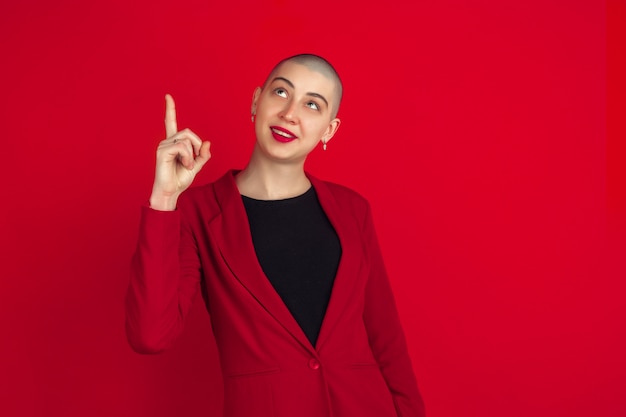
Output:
[309,175,366,351]
[208,171,315,354]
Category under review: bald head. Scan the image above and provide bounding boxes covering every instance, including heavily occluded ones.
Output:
[263,54,343,118]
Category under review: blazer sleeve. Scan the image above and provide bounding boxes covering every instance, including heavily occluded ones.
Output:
[125,205,202,354]
[361,202,426,417]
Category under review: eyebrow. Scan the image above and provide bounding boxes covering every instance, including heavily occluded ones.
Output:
[271,76,329,108]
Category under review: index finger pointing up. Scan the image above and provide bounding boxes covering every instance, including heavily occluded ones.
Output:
[164,94,178,138]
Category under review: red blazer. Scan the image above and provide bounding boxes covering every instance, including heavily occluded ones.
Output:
[126,170,425,417]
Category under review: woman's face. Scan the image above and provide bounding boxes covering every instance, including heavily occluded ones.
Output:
[251,61,341,164]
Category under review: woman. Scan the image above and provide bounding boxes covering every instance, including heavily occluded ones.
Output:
[126,54,425,417]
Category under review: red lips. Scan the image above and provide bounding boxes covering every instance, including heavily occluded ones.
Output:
[270,126,297,143]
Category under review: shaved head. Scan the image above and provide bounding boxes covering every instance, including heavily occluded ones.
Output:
[263,54,343,117]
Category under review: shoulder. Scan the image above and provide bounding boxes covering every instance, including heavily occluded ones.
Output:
[321,180,368,203]
[309,175,372,218]
[177,170,235,216]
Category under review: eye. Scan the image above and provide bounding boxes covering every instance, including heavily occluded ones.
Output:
[306,101,320,111]
[274,88,288,98]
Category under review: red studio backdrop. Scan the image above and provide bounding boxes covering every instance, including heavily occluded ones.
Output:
[1,1,624,416]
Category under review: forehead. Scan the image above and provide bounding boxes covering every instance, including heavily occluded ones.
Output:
[267,61,338,97]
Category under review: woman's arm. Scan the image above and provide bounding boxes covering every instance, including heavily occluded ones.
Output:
[125,205,201,354]
[125,94,210,353]
[361,203,426,417]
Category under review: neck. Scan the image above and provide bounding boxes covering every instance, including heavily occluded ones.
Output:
[236,148,311,200]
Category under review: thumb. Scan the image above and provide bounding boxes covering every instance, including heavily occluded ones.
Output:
[192,141,211,174]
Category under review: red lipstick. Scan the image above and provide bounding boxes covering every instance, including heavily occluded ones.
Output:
[270,126,297,143]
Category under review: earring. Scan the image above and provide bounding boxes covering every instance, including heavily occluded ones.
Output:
[251,114,255,122]
[322,139,327,151]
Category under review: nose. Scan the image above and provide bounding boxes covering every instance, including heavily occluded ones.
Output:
[279,100,298,123]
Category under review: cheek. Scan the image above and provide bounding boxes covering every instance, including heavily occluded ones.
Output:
[256,97,277,116]
[305,121,329,140]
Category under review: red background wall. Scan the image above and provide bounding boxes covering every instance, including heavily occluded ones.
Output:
[1,1,624,416]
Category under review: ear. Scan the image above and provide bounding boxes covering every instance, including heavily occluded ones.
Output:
[322,118,341,143]
[250,87,261,116]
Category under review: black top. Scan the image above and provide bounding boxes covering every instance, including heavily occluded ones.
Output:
[242,187,342,346]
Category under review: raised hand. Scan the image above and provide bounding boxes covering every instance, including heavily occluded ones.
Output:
[149,94,211,210]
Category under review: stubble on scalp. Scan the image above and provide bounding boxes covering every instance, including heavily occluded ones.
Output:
[263,54,343,118]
